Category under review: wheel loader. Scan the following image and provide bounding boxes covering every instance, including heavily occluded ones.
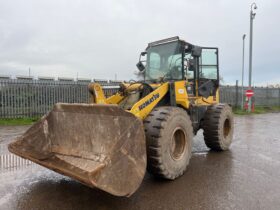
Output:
[8,36,234,197]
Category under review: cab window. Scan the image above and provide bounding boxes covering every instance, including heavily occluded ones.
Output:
[199,49,218,80]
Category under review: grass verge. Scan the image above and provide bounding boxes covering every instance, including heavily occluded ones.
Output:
[233,106,280,115]
[0,117,40,126]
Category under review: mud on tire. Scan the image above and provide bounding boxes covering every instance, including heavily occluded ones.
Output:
[202,104,234,151]
[144,107,193,180]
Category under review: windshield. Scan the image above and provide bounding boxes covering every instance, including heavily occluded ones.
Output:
[145,41,183,81]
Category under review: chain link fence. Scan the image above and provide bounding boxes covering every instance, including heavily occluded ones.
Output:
[0,77,279,118]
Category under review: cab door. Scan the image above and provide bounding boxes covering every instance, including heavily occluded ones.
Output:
[197,48,219,98]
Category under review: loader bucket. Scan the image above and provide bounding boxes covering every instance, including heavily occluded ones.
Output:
[8,103,146,197]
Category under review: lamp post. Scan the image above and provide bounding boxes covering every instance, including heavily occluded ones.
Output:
[248,2,257,112]
[241,34,246,110]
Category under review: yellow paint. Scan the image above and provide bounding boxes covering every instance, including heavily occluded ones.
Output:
[122,83,142,91]
[194,88,219,106]
[122,82,161,92]
[195,79,198,97]
[216,88,220,103]
[195,96,215,105]
[89,81,220,120]
[174,81,189,109]
[88,83,107,104]
[106,93,124,104]
[130,83,169,119]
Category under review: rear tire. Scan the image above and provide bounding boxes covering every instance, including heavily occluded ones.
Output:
[144,107,193,180]
[202,104,234,151]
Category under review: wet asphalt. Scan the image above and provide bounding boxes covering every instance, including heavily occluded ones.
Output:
[0,113,280,210]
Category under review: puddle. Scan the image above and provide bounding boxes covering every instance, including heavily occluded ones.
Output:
[0,153,33,172]
[0,144,34,172]
[192,151,209,155]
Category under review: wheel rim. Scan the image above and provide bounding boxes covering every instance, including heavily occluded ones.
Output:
[223,118,231,138]
[170,128,186,160]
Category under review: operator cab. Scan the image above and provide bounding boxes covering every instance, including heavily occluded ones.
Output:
[137,36,219,98]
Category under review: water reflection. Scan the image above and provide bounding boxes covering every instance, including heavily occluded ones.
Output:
[0,145,34,172]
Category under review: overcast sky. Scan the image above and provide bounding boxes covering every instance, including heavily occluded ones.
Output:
[0,0,279,85]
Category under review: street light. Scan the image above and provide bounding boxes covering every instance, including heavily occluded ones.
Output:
[248,2,257,112]
[241,34,246,110]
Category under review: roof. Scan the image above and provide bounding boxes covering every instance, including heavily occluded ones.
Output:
[147,36,194,49]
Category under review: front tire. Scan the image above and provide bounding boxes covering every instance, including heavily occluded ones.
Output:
[144,107,193,180]
[202,104,234,151]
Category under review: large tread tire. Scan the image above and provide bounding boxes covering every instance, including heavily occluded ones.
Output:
[144,107,193,180]
[202,104,234,151]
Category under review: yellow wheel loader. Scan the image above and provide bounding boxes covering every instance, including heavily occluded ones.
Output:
[9,36,234,197]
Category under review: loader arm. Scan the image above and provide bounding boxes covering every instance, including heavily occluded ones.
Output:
[89,82,169,120]
[130,82,169,119]
[88,83,125,104]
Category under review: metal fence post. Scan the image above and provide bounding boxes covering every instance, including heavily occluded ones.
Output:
[235,80,239,108]
[278,88,280,106]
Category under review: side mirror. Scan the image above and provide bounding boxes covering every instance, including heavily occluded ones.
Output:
[188,59,196,71]
[141,52,147,56]
[191,46,202,57]
[136,61,145,72]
